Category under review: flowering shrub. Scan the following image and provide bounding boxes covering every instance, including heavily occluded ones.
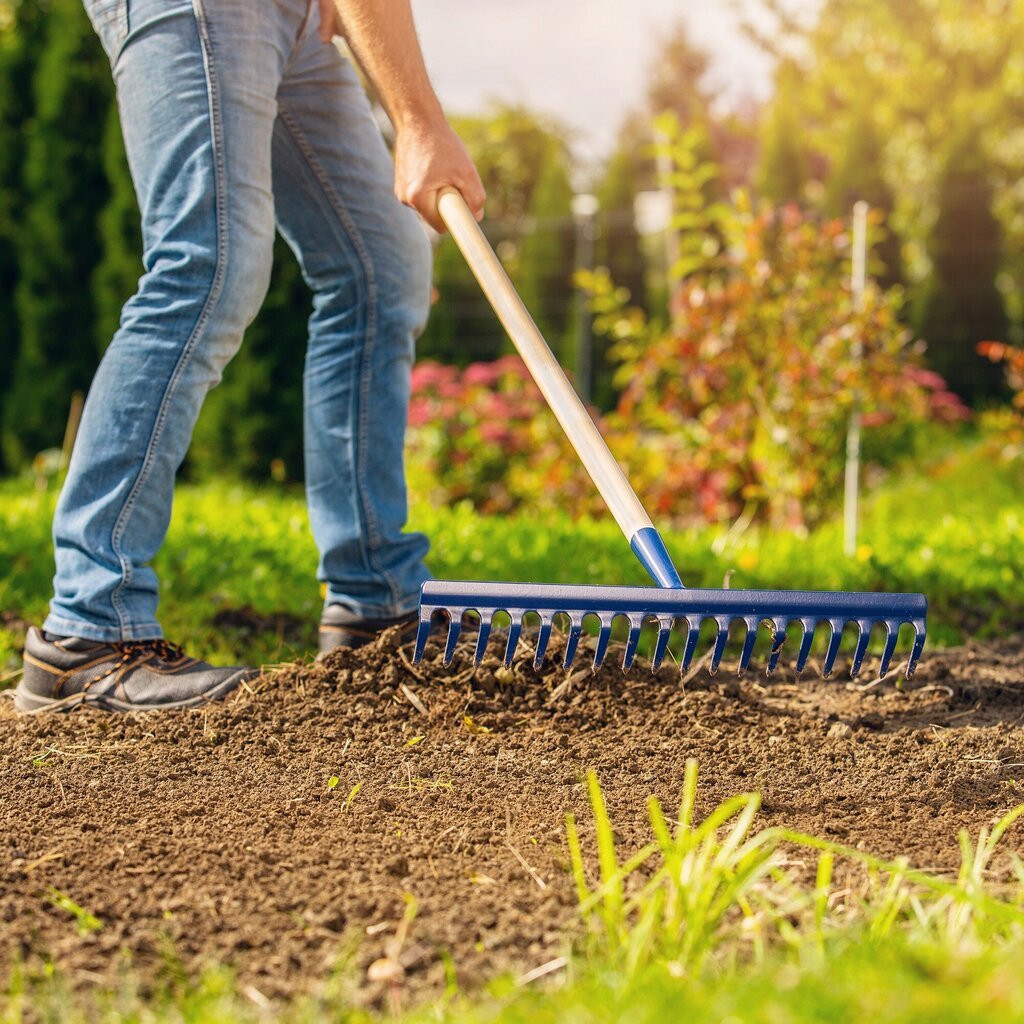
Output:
[406,356,602,516]
[582,194,966,530]
[978,341,1024,458]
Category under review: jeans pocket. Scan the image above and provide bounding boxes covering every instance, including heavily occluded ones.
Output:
[82,0,130,65]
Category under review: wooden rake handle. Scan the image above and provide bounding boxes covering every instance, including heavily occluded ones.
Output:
[436,187,658,548]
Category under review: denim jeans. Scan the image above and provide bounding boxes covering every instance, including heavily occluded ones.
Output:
[45,0,433,641]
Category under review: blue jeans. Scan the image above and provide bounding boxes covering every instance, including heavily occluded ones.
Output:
[45,0,433,642]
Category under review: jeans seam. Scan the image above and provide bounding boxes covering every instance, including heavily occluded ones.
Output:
[282,0,316,77]
[277,107,402,609]
[106,0,229,636]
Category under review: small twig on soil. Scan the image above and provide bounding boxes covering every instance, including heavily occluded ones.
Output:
[426,825,458,856]
[682,646,713,686]
[451,665,478,686]
[547,666,590,704]
[916,684,955,700]
[242,985,272,1011]
[0,666,24,685]
[398,682,427,715]
[397,647,426,682]
[236,675,257,698]
[945,704,980,721]
[856,660,909,692]
[22,850,63,873]
[504,840,547,890]
[517,957,567,986]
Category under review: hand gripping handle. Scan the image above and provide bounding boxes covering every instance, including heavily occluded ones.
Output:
[436,187,683,589]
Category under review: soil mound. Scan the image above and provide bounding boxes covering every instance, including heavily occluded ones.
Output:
[2,632,1023,1004]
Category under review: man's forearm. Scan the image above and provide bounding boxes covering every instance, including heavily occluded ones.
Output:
[325,0,485,230]
[330,0,444,132]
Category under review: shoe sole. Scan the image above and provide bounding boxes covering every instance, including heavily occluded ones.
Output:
[13,668,257,714]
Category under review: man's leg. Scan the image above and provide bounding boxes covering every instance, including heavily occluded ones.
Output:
[19,0,322,711]
[45,0,301,642]
[270,11,433,631]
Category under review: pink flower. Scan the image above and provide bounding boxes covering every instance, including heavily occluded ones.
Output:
[478,423,512,445]
[463,362,500,387]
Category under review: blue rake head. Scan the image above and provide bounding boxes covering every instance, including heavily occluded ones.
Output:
[413,581,927,680]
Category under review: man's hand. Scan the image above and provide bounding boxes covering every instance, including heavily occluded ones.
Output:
[394,119,486,232]
[319,0,486,232]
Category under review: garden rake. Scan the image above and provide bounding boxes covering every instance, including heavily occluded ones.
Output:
[413,189,927,679]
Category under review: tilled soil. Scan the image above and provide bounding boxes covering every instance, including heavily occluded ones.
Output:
[2,630,1024,1005]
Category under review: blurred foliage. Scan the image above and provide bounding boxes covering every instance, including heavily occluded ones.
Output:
[405,129,967,532]
[749,0,1024,403]
[756,58,810,208]
[917,130,1009,401]
[588,126,966,530]
[0,0,48,474]
[418,105,576,367]
[978,340,1024,458]
[449,105,573,222]
[2,0,1021,491]
[2,0,111,468]
[405,356,598,518]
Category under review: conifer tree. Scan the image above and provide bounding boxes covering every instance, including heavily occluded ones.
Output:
[592,144,647,407]
[4,0,111,466]
[918,132,1007,404]
[0,0,49,471]
[823,104,902,287]
[518,147,574,361]
[755,59,809,205]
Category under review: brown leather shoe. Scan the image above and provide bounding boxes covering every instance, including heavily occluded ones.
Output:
[317,606,418,657]
[15,628,256,713]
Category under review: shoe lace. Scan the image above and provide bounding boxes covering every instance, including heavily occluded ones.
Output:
[115,639,188,663]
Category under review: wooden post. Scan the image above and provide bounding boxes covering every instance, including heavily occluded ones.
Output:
[843,201,869,558]
[61,390,84,470]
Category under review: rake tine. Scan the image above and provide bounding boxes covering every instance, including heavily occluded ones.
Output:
[562,615,584,669]
[850,620,873,678]
[503,614,523,667]
[593,615,613,670]
[766,618,788,675]
[681,620,702,672]
[651,618,673,672]
[878,623,899,677]
[533,615,553,669]
[709,617,730,674]
[795,618,816,673]
[907,623,926,678]
[474,615,492,665]
[443,615,462,667]
[622,615,645,671]
[737,616,759,674]
[823,619,845,677]
[414,617,432,663]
